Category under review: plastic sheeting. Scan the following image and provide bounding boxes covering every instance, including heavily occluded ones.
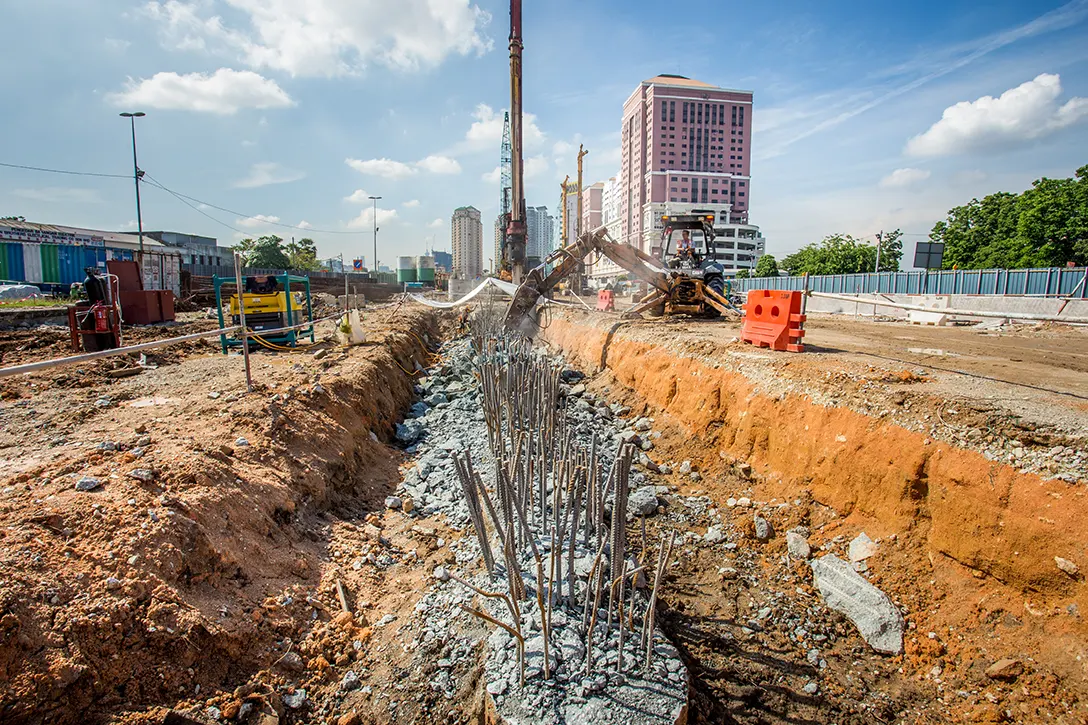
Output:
[407,277,521,308]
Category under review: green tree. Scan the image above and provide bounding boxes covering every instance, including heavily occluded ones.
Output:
[285,237,321,271]
[753,254,779,277]
[781,234,877,275]
[234,235,290,268]
[734,268,749,279]
[928,165,1088,269]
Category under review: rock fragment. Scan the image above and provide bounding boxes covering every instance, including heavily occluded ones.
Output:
[786,531,811,560]
[1055,557,1079,577]
[753,515,774,541]
[809,554,904,654]
[75,477,102,492]
[985,658,1024,681]
[848,532,878,562]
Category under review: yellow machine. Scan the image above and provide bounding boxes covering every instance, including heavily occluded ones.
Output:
[214,273,315,351]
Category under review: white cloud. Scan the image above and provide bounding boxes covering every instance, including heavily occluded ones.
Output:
[233,161,306,188]
[297,220,312,229]
[552,140,573,157]
[463,103,545,150]
[13,187,102,204]
[347,206,398,229]
[344,189,374,203]
[108,68,294,114]
[906,73,1088,157]
[402,199,420,208]
[237,213,281,229]
[346,155,464,179]
[428,218,444,228]
[143,0,492,78]
[525,154,548,180]
[346,158,416,180]
[481,166,501,183]
[415,155,462,174]
[878,168,931,188]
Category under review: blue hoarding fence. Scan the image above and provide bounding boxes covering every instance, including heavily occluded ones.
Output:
[731,266,1088,299]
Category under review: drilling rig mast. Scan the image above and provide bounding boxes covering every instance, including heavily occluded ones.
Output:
[505,0,527,284]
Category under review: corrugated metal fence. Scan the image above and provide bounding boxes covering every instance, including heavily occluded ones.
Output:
[731,266,1088,298]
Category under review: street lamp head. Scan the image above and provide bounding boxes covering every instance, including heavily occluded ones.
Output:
[368,195,382,200]
[119,112,146,118]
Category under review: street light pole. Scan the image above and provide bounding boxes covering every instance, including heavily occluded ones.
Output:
[368,195,382,278]
[119,112,146,266]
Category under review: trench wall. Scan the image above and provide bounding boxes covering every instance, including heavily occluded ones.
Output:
[541,313,1087,605]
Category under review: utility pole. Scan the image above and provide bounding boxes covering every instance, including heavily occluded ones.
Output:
[119,112,146,267]
[573,145,588,294]
[875,230,883,273]
[368,195,382,279]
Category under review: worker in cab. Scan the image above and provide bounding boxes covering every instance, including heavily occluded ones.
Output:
[676,230,696,262]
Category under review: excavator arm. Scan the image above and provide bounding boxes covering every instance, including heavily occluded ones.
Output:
[504,227,673,332]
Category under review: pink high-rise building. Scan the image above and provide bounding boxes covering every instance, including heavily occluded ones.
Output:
[620,75,753,253]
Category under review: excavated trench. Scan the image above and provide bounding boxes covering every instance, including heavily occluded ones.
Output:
[532,310,1088,724]
[4,304,1087,724]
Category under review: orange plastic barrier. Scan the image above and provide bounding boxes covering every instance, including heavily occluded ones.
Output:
[740,289,806,352]
[597,289,615,311]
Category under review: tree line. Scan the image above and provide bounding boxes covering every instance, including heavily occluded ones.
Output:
[928,164,1086,270]
[233,235,324,271]
[751,165,1086,278]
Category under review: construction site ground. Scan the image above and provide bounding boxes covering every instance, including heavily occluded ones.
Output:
[0,303,1085,724]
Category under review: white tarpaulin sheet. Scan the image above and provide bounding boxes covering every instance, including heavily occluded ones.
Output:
[407,278,521,308]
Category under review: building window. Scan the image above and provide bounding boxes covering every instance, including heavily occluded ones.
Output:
[670,197,677,202]
[671,176,677,181]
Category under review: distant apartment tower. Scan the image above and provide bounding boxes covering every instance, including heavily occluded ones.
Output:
[432,250,452,272]
[525,206,554,266]
[451,206,483,279]
[620,75,753,254]
[581,182,604,237]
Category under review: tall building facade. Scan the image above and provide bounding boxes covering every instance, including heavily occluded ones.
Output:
[451,206,483,279]
[620,75,754,255]
[581,182,603,238]
[525,206,554,266]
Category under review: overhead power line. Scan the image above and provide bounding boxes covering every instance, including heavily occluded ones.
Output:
[141,173,359,235]
[0,161,130,179]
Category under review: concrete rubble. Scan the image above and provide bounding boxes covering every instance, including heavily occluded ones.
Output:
[809,554,905,655]
[388,331,688,724]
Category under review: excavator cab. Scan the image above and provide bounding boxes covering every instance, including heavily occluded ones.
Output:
[655,213,730,317]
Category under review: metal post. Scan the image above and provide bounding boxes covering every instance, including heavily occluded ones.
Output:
[233,253,253,391]
[369,195,382,276]
[120,112,147,268]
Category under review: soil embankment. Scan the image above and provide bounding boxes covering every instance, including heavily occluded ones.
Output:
[0,309,440,724]
[540,309,1088,723]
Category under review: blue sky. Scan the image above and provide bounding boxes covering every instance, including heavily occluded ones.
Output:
[2,0,1087,267]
